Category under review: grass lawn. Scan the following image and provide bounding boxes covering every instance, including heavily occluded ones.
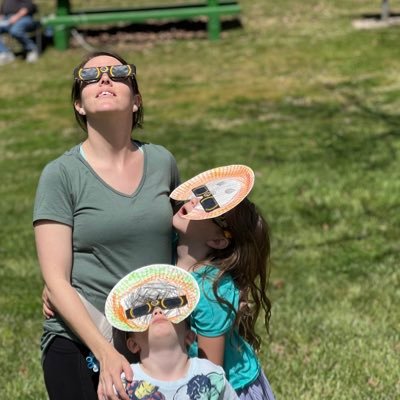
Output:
[1,0,399,398]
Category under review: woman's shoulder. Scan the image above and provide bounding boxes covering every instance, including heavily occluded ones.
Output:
[43,144,81,169]
[39,144,84,184]
[136,140,176,161]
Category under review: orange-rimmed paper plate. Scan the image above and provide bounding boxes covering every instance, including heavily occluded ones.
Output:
[105,264,200,332]
[170,165,254,220]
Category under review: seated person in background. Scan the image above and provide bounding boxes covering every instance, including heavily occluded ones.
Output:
[105,264,239,400]
[0,0,38,64]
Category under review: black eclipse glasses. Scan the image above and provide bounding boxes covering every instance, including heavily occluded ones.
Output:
[74,64,136,84]
[191,184,232,239]
[125,295,188,319]
[192,185,220,213]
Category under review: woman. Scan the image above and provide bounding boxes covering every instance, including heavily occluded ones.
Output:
[33,51,179,400]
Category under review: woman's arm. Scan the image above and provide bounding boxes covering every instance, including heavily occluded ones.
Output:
[196,334,225,367]
[34,221,132,400]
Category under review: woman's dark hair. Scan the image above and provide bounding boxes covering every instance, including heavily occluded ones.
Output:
[71,51,144,133]
[205,198,272,352]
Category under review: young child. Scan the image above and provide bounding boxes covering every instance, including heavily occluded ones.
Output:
[105,263,239,400]
[170,165,275,400]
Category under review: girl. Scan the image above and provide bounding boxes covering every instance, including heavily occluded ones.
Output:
[171,167,275,399]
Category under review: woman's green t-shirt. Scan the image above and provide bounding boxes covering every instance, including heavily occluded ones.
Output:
[33,141,179,353]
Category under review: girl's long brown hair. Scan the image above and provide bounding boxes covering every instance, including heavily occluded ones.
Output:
[207,198,271,352]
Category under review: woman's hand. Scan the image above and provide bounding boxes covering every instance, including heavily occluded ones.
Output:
[42,285,55,319]
[97,345,133,400]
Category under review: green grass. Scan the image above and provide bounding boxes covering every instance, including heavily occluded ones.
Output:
[1,0,400,398]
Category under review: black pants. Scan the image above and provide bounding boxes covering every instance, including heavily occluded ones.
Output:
[43,337,99,400]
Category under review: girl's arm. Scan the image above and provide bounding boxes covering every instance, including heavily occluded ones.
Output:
[34,221,132,400]
[197,334,225,366]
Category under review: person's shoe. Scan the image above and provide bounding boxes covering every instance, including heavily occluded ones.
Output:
[26,50,39,63]
[0,52,15,66]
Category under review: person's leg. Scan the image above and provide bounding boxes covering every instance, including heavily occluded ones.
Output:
[0,17,12,54]
[0,36,11,54]
[43,336,99,400]
[8,15,37,53]
[0,18,15,65]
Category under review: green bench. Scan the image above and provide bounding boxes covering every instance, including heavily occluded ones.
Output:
[41,0,241,50]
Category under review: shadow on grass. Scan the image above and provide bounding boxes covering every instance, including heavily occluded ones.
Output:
[326,91,400,169]
[274,91,400,170]
[66,18,242,49]
[219,91,400,260]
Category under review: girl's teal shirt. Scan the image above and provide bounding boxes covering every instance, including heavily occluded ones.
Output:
[189,265,261,390]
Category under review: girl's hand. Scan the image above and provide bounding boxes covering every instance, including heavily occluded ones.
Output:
[42,285,55,319]
[97,346,133,400]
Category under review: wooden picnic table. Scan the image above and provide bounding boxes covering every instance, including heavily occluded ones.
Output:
[41,0,241,50]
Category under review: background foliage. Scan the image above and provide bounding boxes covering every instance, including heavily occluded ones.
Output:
[0,1,399,398]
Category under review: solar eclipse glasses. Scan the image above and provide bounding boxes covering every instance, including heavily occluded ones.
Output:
[74,64,136,83]
[125,295,188,319]
[192,185,220,213]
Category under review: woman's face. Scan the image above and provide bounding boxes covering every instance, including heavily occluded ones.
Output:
[74,55,136,118]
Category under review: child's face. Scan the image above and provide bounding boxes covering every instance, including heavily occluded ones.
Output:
[127,308,193,354]
[173,199,222,241]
